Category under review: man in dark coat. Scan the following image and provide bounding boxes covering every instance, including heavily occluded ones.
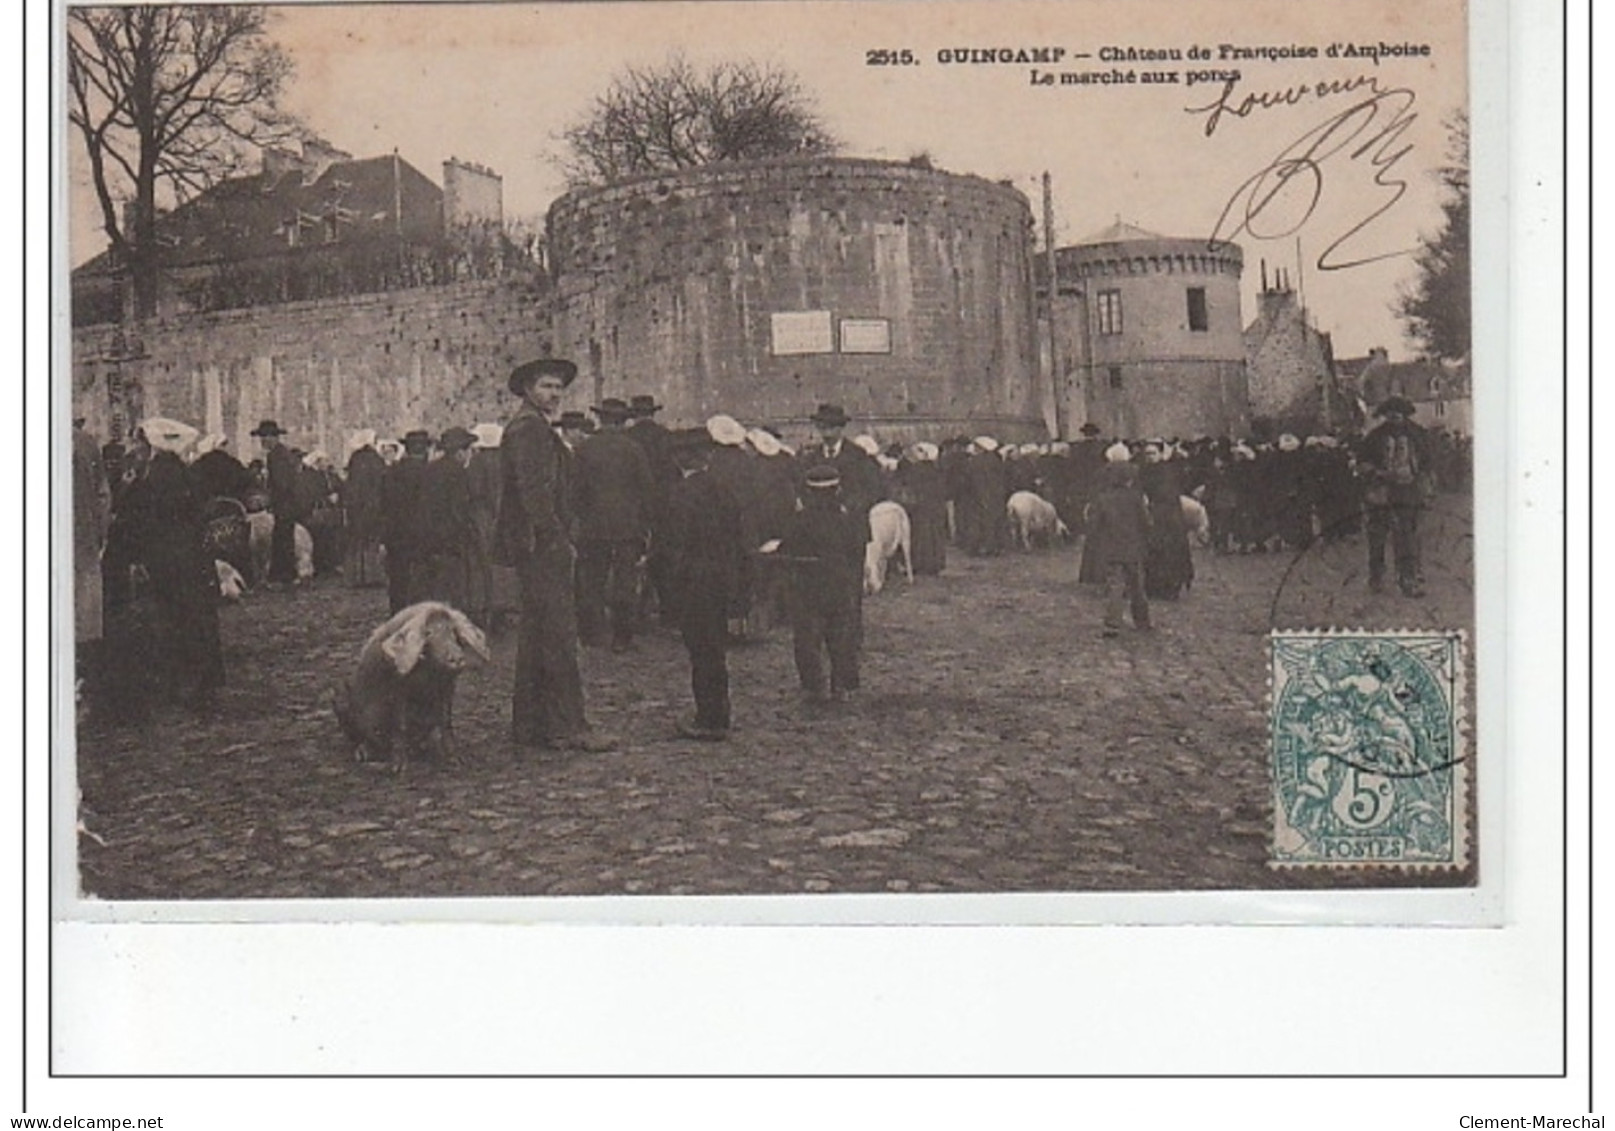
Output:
[1138,442,1193,599]
[380,430,433,613]
[413,426,479,609]
[795,404,883,526]
[1088,455,1153,637]
[496,359,614,754]
[253,420,304,584]
[574,398,655,650]
[342,431,387,587]
[625,393,680,624]
[777,464,866,703]
[190,435,251,504]
[1358,396,1431,596]
[662,429,749,739]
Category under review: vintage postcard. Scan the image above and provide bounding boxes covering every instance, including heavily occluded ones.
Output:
[59,0,1489,922]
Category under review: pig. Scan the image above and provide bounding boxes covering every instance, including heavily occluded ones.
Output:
[1007,490,1070,550]
[214,559,246,601]
[863,500,913,595]
[1180,495,1211,547]
[247,512,313,584]
[333,601,491,775]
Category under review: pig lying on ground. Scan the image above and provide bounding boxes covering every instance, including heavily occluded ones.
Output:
[864,500,913,595]
[333,601,490,775]
[1007,490,1070,550]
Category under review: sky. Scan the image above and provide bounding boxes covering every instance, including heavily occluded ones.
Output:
[67,0,1470,360]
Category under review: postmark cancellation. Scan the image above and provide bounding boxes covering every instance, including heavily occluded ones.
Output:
[1269,630,1468,870]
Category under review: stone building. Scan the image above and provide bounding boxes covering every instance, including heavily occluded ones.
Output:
[545,157,1044,441]
[1046,222,1249,439]
[1337,348,1472,435]
[72,140,507,326]
[1242,272,1351,436]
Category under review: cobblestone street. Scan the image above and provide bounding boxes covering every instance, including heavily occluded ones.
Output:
[75,511,1475,901]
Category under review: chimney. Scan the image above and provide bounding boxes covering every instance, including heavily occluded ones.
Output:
[300,138,353,185]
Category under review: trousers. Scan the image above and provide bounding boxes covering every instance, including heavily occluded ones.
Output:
[679,576,731,730]
[576,538,644,644]
[1104,561,1151,630]
[792,597,860,695]
[1366,503,1422,591]
[511,540,588,744]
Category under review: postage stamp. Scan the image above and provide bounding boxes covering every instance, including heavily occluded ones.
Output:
[1269,630,1468,869]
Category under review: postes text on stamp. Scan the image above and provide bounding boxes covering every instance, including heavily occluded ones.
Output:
[1270,631,1467,869]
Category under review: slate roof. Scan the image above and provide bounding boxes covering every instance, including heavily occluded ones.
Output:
[75,153,444,276]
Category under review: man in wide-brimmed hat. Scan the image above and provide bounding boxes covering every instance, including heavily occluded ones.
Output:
[574,397,656,651]
[408,426,479,610]
[249,419,306,585]
[1357,395,1431,596]
[622,392,679,624]
[497,358,614,754]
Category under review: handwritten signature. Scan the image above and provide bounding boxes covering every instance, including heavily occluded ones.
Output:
[1200,85,1421,271]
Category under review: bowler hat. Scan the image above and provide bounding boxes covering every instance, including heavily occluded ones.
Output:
[629,394,663,416]
[1079,422,1102,437]
[508,358,578,395]
[402,429,433,451]
[1376,395,1416,419]
[592,397,632,421]
[250,419,288,438]
[438,426,476,452]
[810,403,851,427]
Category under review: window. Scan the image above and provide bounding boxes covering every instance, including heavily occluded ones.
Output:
[1108,366,1123,390]
[1097,289,1123,335]
[1186,286,1208,331]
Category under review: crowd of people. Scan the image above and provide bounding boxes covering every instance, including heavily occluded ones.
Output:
[72,359,1463,746]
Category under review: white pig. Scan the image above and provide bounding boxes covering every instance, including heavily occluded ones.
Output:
[1180,496,1211,547]
[214,559,246,601]
[863,500,913,595]
[1007,490,1069,550]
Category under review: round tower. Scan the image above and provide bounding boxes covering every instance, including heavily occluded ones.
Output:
[1052,222,1248,439]
[546,158,1043,443]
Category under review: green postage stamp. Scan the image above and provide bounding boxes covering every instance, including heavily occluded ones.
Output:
[1270,631,1468,869]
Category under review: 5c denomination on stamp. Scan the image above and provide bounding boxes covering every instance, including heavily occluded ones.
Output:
[1269,630,1468,869]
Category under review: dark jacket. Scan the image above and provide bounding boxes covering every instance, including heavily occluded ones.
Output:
[415,455,476,557]
[266,442,304,518]
[662,469,748,610]
[797,442,883,521]
[495,405,573,564]
[778,496,866,607]
[380,455,430,552]
[190,449,251,503]
[574,428,655,543]
[342,447,388,541]
[1088,464,1153,565]
[1357,418,1430,506]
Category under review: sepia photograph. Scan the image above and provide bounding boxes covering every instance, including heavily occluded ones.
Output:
[61,0,1483,909]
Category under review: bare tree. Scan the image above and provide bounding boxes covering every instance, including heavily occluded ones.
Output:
[560,55,837,186]
[68,5,299,317]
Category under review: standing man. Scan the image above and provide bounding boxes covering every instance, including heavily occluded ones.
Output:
[73,418,111,700]
[798,404,883,524]
[625,393,679,626]
[662,428,748,740]
[380,429,433,614]
[413,426,478,609]
[252,419,303,585]
[574,397,655,651]
[496,358,614,754]
[1358,396,1430,597]
[777,465,867,704]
